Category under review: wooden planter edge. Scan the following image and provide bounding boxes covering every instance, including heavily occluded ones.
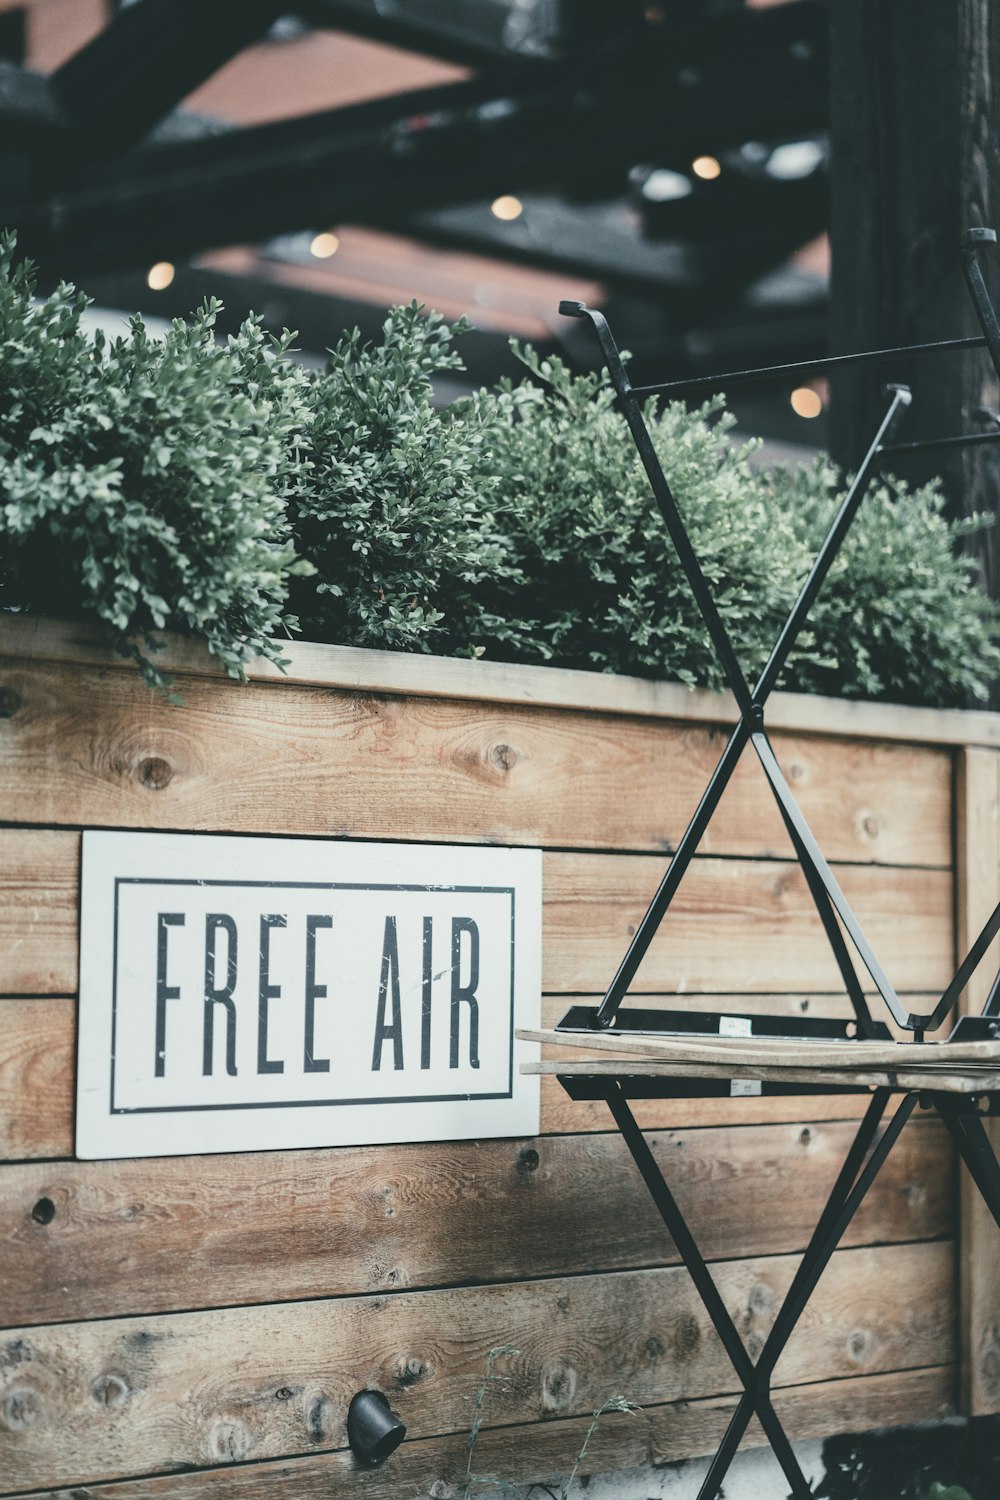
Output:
[3,610,1000,748]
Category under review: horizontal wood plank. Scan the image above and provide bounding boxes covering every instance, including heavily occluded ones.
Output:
[543,853,952,995]
[0,999,73,1160]
[0,1115,952,1326]
[4,612,997,749]
[0,832,954,997]
[0,831,78,997]
[1,996,901,1159]
[0,1365,955,1500]
[954,745,1000,1416]
[523,1027,996,1071]
[0,655,953,864]
[0,1242,955,1490]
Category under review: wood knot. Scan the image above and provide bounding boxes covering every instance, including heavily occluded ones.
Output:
[209,1418,251,1462]
[847,1327,875,1364]
[674,1314,701,1360]
[749,1282,775,1316]
[2,1388,43,1430]
[396,1356,428,1387]
[490,743,519,773]
[307,1396,332,1444]
[517,1146,540,1174]
[981,1330,1000,1384]
[788,762,804,781]
[541,1361,577,1412]
[1,1339,32,1370]
[137,756,173,791]
[863,815,879,839]
[126,1328,162,1351]
[31,1196,56,1225]
[92,1374,130,1409]
[366,1257,389,1286]
[0,686,23,718]
[799,1127,812,1147]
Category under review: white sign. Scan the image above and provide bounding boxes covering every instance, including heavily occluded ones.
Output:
[77,831,541,1160]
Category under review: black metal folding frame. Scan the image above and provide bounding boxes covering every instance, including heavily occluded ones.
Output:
[559,227,1000,1038]
[609,1084,912,1500]
[547,229,1000,1499]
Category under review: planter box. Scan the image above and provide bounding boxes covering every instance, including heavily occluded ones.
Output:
[1,613,998,1497]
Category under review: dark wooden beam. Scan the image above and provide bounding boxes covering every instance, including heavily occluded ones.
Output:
[51,0,279,156]
[297,0,597,67]
[1,2,828,277]
[829,2,1000,625]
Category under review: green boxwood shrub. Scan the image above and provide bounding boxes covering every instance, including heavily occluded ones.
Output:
[466,346,809,690]
[769,455,999,704]
[469,345,1000,705]
[0,234,311,690]
[288,301,524,659]
[0,237,996,709]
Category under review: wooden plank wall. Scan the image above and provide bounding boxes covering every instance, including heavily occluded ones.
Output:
[956,747,1000,1415]
[0,637,962,1497]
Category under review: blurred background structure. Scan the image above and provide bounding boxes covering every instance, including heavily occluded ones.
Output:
[0,0,832,455]
[1,0,998,585]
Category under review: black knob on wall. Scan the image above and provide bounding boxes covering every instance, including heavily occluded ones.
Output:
[347,1390,407,1464]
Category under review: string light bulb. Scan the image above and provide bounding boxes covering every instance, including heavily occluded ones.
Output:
[309,232,340,258]
[491,195,523,221]
[691,155,721,180]
[790,387,823,419]
[146,262,175,291]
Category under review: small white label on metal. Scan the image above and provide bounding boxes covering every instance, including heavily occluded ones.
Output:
[730,1080,762,1097]
[719,1015,753,1038]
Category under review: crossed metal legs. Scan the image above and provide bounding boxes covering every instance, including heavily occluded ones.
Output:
[938,1105,1000,1233]
[552,237,1000,1492]
[599,1084,997,1500]
[561,230,1000,1043]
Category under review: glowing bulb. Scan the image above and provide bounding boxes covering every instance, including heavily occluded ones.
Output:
[790,387,823,419]
[691,155,721,181]
[146,261,175,291]
[642,169,692,203]
[310,232,340,258]
[491,194,523,221]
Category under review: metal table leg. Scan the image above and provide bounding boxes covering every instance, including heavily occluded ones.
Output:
[936,1102,1000,1232]
[603,1083,918,1500]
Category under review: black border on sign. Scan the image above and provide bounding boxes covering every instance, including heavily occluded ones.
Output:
[109,879,517,1115]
